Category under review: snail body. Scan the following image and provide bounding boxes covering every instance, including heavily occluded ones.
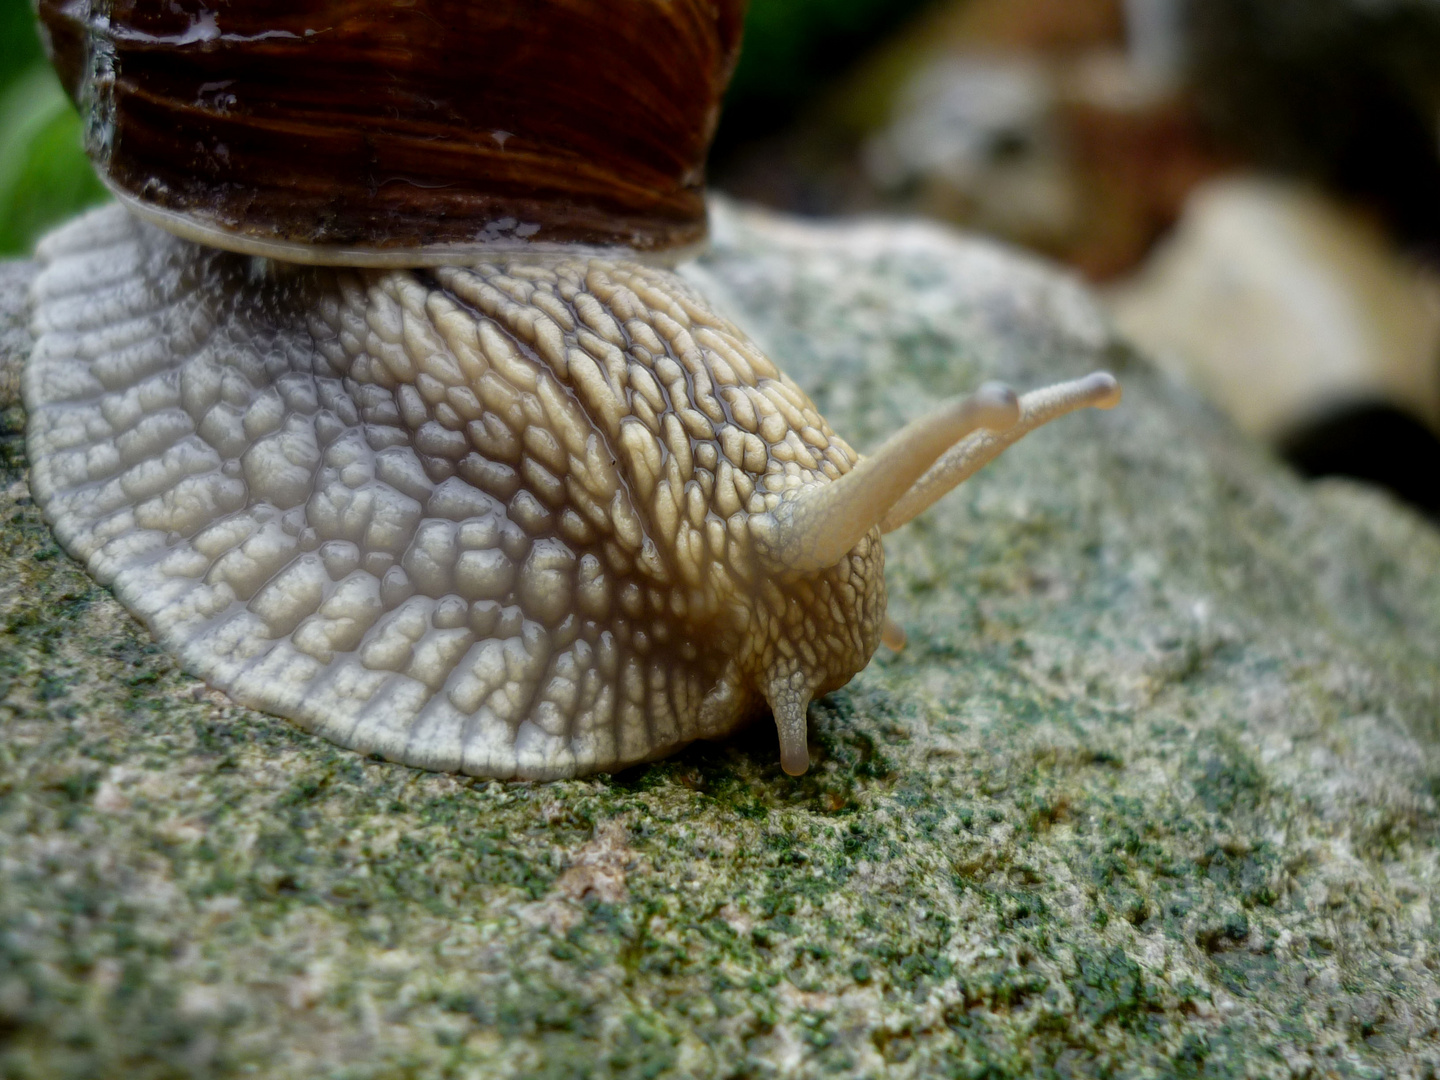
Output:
[24,1,1119,778]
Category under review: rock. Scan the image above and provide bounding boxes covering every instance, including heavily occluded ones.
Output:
[861,52,1081,253]
[0,259,30,408]
[715,0,1229,282]
[3,202,1440,1077]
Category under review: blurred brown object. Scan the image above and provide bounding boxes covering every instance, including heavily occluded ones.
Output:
[1058,53,1234,279]
[920,0,1125,51]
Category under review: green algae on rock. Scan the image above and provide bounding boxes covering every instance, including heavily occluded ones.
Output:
[3,204,1440,1077]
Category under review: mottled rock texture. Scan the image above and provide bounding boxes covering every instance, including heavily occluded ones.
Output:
[3,203,1440,1078]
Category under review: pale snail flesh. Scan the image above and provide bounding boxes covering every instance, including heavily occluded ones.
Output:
[24,0,1121,778]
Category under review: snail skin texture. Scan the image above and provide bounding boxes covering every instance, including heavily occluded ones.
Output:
[25,0,1120,778]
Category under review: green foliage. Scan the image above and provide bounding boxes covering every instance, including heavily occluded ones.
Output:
[0,0,44,93]
[0,0,108,257]
[730,0,918,104]
[0,67,109,256]
[717,0,938,148]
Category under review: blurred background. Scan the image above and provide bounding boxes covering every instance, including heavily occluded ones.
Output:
[3,0,1440,515]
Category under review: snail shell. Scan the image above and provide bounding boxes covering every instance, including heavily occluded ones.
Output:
[36,0,744,262]
[25,2,1120,778]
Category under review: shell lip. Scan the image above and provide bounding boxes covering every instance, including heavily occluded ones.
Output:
[107,185,709,269]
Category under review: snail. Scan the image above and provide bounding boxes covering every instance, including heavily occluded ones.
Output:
[22,0,1120,779]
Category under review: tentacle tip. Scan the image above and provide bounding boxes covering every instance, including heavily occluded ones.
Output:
[767,672,814,777]
[1086,372,1122,410]
[974,381,1022,430]
[881,616,907,652]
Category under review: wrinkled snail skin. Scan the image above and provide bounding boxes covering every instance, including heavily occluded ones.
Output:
[24,207,881,779]
[24,0,1122,778]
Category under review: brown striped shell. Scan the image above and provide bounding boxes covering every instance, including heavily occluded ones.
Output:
[36,0,744,262]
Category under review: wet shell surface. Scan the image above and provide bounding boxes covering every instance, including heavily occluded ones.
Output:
[24,204,887,779]
[36,0,745,260]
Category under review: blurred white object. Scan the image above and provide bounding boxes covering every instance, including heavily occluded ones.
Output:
[864,54,1078,244]
[1123,0,1184,86]
[1108,175,1440,439]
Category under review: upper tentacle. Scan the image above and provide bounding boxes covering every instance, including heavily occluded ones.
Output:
[880,373,1121,534]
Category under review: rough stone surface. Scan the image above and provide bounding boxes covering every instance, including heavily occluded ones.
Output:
[3,204,1440,1078]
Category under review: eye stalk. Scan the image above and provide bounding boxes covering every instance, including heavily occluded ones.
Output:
[759,382,1020,573]
[757,374,1121,576]
[880,373,1122,532]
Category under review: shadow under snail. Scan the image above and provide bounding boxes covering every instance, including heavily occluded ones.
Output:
[22,0,1120,779]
